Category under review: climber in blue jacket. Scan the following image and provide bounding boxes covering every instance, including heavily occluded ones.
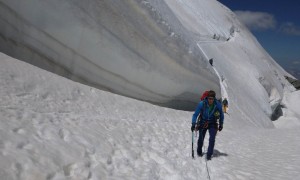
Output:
[191,90,224,160]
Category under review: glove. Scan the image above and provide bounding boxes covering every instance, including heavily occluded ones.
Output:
[218,125,223,131]
[191,123,196,132]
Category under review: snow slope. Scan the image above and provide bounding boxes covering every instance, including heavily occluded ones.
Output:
[163,0,296,129]
[0,0,293,113]
[0,53,191,180]
[1,53,300,180]
[1,0,300,179]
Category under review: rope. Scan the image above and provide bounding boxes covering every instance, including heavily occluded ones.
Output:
[200,129,212,180]
[203,143,211,180]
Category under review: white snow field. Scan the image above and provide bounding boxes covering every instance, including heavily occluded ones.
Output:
[1,53,300,180]
[1,0,300,179]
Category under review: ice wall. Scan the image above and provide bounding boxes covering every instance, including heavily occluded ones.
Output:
[0,0,220,110]
[0,0,293,127]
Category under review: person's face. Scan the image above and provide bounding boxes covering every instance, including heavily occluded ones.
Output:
[208,97,214,105]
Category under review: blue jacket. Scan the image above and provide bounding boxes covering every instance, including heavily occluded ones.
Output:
[192,98,224,125]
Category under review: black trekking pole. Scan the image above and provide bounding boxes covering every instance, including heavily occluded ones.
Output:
[192,131,195,159]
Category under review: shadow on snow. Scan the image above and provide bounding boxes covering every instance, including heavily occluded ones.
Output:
[213,149,228,158]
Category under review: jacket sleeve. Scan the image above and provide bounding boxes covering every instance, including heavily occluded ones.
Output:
[192,102,203,124]
[218,103,224,125]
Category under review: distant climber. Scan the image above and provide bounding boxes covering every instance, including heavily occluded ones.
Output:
[222,98,228,113]
[209,58,213,66]
[221,75,225,82]
[191,90,224,160]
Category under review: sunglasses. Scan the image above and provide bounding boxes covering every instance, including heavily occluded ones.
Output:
[208,97,214,100]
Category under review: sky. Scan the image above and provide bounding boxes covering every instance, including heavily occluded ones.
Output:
[218,0,300,79]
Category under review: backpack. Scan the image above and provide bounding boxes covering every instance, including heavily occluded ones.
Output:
[200,91,209,101]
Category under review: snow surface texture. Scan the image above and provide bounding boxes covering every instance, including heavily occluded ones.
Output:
[1,53,300,180]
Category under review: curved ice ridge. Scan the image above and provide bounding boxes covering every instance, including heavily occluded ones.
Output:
[0,0,220,110]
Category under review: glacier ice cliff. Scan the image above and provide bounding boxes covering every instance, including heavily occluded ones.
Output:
[0,0,221,110]
[0,0,294,126]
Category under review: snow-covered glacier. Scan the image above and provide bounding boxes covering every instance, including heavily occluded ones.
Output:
[0,0,294,126]
[0,0,221,110]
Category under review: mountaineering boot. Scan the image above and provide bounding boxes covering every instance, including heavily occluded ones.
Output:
[197,150,203,157]
[206,155,212,160]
